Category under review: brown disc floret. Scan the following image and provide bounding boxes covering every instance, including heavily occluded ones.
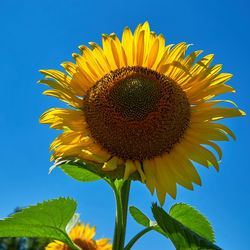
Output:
[83,66,190,161]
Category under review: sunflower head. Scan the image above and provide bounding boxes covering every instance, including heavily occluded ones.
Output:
[45,222,111,250]
[39,22,245,205]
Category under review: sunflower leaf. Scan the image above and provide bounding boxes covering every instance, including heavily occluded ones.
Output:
[151,203,221,249]
[169,203,215,243]
[0,198,80,250]
[60,163,101,182]
[129,206,151,227]
[129,206,169,238]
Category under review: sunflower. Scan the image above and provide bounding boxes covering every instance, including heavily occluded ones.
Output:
[45,222,111,250]
[39,22,245,205]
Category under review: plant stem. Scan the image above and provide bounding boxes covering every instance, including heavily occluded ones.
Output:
[108,179,131,250]
[124,227,154,250]
[119,181,131,249]
[109,180,123,250]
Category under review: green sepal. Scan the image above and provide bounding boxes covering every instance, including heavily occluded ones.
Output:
[0,198,80,250]
[50,157,141,182]
[151,203,221,250]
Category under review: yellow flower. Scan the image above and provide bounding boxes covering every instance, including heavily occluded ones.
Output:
[39,22,245,205]
[45,222,111,250]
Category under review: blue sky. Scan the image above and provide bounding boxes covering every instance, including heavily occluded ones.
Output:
[0,0,249,249]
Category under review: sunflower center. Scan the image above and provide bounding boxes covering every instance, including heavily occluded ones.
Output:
[83,66,190,161]
[109,75,161,120]
[73,238,96,250]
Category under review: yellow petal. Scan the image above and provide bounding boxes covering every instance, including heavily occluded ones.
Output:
[102,34,118,70]
[164,152,194,190]
[102,157,119,171]
[110,33,127,67]
[136,30,145,66]
[134,160,146,183]
[89,42,111,73]
[78,45,105,78]
[122,27,133,66]
[174,144,202,186]
[39,108,86,131]
[49,131,87,152]
[153,156,177,199]
[60,62,92,94]
[72,53,97,84]
[155,184,167,206]
[143,159,156,195]
[192,107,245,122]
[184,132,222,160]
[42,89,82,108]
[191,54,214,76]
[182,139,219,171]
[110,38,121,68]
[124,160,137,180]
[187,125,230,141]
[133,23,143,65]
[147,38,159,68]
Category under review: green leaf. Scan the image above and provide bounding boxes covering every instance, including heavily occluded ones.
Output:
[60,163,101,182]
[0,198,80,250]
[129,206,151,227]
[129,206,168,238]
[169,203,215,243]
[152,203,221,250]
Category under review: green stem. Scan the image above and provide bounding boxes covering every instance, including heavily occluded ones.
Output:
[107,179,131,250]
[124,227,154,250]
[108,180,123,250]
[119,181,131,249]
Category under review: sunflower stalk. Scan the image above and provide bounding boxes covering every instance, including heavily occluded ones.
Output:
[109,179,131,250]
[119,180,131,248]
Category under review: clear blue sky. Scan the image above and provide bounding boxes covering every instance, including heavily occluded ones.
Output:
[0,0,249,249]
